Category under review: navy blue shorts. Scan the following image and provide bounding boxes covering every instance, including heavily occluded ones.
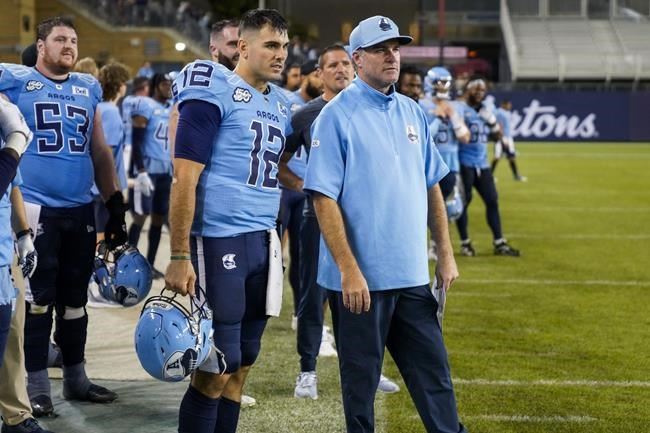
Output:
[129,173,172,216]
[191,230,269,373]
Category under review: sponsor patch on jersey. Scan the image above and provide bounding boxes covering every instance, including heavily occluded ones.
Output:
[222,253,237,270]
[278,101,288,118]
[406,125,419,143]
[72,86,89,97]
[232,87,252,103]
[25,80,44,92]
[55,84,63,90]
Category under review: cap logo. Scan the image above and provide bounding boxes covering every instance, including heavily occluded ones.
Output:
[379,18,392,31]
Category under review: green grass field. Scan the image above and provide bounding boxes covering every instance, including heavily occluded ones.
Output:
[238,143,650,433]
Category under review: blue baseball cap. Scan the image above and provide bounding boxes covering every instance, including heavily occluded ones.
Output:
[348,16,413,54]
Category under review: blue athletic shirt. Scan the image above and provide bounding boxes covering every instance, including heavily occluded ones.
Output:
[0,170,21,267]
[496,107,512,139]
[0,64,102,207]
[304,77,449,291]
[173,60,293,237]
[131,96,172,175]
[283,89,307,180]
[94,102,126,191]
[457,101,492,169]
[421,100,463,173]
[121,94,138,147]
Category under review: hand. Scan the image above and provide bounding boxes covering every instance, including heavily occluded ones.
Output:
[0,97,33,156]
[135,172,155,197]
[340,265,370,314]
[16,230,37,278]
[104,191,128,250]
[165,260,196,296]
[478,104,497,127]
[435,253,459,292]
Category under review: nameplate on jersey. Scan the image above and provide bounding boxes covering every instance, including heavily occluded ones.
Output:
[26,80,44,92]
[72,86,89,97]
[233,87,252,103]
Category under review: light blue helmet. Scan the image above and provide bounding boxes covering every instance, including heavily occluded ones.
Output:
[134,290,214,382]
[93,242,153,307]
[445,185,465,221]
[424,66,453,99]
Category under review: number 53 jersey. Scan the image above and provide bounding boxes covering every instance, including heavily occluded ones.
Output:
[173,61,293,238]
[0,64,102,207]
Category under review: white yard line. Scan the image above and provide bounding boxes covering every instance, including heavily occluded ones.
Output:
[459,278,650,287]
[464,414,597,423]
[454,378,650,388]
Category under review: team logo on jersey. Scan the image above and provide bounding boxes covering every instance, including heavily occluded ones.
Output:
[25,80,44,92]
[406,125,419,143]
[55,84,63,90]
[311,139,320,148]
[278,102,288,118]
[379,17,392,31]
[72,86,89,97]
[232,87,252,103]
[222,254,237,270]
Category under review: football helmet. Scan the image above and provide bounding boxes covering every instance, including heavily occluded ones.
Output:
[425,66,453,99]
[134,289,216,382]
[445,183,465,222]
[93,242,153,307]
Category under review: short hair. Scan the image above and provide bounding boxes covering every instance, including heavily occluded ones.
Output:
[318,44,349,68]
[399,64,421,81]
[211,19,239,38]
[21,43,37,67]
[99,62,131,101]
[37,16,76,42]
[239,9,288,35]
[74,57,99,77]
[132,76,150,93]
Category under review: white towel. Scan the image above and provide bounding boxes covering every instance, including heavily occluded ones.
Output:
[265,229,283,317]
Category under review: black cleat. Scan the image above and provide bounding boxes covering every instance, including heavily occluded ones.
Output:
[1,417,54,433]
[494,241,520,257]
[63,383,117,404]
[460,241,476,257]
[29,395,54,418]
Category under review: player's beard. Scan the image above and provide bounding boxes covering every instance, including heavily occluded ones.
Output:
[46,50,76,75]
[218,52,239,71]
[305,81,321,99]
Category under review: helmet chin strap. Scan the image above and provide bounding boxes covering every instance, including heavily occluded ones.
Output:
[435,90,450,100]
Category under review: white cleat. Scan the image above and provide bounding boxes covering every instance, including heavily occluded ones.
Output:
[318,340,338,357]
[377,374,400,394]
[294,371,318,400]
[241,394,256,408]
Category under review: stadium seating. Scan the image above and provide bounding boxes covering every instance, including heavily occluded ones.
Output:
[502,0,650,81]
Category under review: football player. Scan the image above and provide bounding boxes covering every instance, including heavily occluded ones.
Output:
[0,16,126,417]
[209,20,240,70]
[165,9,292,433]
[127,73,173,279]
[455,76,520,256]
[121,76,150,178]
[491,99,526,181]
[396,64,422,102]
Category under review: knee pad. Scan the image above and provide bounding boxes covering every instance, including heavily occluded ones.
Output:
[56,305,86,320]
[27,303,50,315]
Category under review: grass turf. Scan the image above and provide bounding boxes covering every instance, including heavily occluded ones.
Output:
[238,143,650,433]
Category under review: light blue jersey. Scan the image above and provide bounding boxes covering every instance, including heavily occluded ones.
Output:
[98,102,126,191]
[131,96,172,175]
[0,64,102,207]
[304,78,449,291]
[121,94,139,147]
[458,101,492,169]
[496,107,512,139]
[173,61,293,237]
[424,100,463,173]
[0,171,21,268]
[284,90,307,180]
[418,97,437,125]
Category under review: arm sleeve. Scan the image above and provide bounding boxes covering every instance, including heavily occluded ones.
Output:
[131,126,146,171]
[174,100,221,164]
[0,150,18,192]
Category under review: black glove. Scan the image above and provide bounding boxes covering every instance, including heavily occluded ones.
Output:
[104,191,128,250]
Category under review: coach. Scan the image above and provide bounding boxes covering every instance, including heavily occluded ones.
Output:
[303,15,467,433]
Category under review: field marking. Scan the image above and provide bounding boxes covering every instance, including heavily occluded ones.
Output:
[454,378,650,388]
[510,233,650,240]
[464,414,597,423]
[459,278,650,287]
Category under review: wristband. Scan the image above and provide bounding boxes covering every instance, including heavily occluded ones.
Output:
[16,228,33,239]
[170,255,192,261]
